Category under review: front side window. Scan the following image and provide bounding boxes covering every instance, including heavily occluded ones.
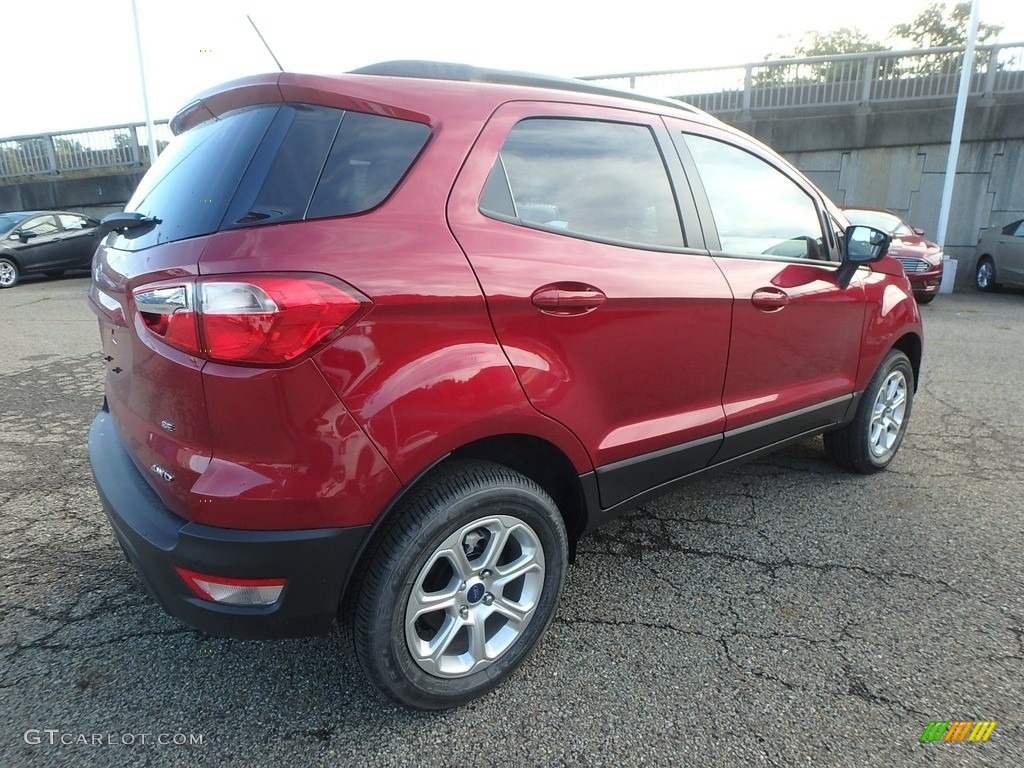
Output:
[21,215,59,237]
[685,134,826,260]
[481,118,684,248]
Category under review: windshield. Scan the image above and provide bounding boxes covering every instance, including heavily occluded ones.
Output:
[844,209,913,236]
[0,213,24,233]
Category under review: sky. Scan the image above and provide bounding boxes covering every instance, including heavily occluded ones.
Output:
[3,0,1023,138]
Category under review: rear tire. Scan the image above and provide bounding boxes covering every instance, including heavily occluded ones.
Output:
[975,256,999,292]
[825,350,914,474]
[0,257,18,288]
[915,293,936,305]
[349,460,568,710]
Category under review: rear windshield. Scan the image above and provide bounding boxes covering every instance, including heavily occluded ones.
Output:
[108,104,430,251]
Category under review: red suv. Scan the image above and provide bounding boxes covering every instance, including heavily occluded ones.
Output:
[88,62,923,710]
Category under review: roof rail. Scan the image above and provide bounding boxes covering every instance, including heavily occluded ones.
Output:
[349,60,702,115]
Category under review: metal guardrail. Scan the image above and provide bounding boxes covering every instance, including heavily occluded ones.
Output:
[0,121,173,180]
[582,43,1024,115]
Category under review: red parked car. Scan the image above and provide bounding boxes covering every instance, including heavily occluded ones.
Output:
[88,63,923,710]
[842,207,944,304]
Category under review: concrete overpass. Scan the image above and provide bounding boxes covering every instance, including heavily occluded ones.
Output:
[3,44,1023,287]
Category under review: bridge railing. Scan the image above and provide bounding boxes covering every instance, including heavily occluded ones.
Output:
[582,42,1024,115]
[0,121,173,180]
[3,44,1023,182]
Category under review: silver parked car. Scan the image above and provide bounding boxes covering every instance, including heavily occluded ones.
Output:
[975,219,1024,291]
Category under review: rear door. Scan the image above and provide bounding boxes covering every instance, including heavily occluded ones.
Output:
[56,213,101,269]
[667,123,867,461]
[448,102,733,508]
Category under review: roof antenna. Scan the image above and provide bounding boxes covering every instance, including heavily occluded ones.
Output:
[247,14,284,72]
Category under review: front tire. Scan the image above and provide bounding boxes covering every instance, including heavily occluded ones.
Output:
[0,257,19,288]
[350,460,568,710]
[825,350,914,473]
[915,292,936,305]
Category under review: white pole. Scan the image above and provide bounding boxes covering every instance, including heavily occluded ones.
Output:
[131,0,160,165]
[935,0,981,251]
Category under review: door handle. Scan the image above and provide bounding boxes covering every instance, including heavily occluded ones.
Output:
[531,284,606,316]
[751,287,790,311]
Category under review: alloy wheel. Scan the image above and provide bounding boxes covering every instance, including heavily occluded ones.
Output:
[405,514,545,678]
[868,370,908,459]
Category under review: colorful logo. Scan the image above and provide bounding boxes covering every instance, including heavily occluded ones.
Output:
[920,720,997,743]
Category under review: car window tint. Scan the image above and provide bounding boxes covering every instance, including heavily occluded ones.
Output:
[222,105,344,228]
[685,134,826,260]
[114,105,279,252]
[483,118,684,248]
[307,112,430,219]
[1013,220,1024,237]
[22,215,59,236]
[58,214,90,230]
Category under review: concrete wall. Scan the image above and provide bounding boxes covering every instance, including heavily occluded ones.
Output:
[3,95,1023,288]
[0,170,146,221]
[725,97,1024,287]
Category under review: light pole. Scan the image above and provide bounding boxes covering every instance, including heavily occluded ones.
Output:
[935,0,981,292]
[131,0,160,165]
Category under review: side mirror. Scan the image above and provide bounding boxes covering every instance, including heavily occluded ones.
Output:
[17,230,37,242]
[912,227,925,236]
[836,225,891,289]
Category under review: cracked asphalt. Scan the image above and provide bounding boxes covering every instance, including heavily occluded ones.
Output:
[1,275,1022,767]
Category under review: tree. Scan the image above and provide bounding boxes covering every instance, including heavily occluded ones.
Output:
[53,137,89,170]
[890,2,1002,49]
[773,28,888,60]
[890,1,1004,75]
[756,28,887,87]
[756,2,1004,88]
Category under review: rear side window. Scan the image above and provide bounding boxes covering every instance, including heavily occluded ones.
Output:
[480,118,684,248]
[111,104,429,252]
[307,113,430,219]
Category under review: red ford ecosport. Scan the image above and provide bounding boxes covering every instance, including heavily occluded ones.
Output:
[88,62,923,710]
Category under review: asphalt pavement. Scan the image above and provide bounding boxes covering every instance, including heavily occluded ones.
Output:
[1,274,1021,767]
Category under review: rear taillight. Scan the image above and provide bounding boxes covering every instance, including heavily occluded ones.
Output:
[133,275,364,365]
[175,567,286,606]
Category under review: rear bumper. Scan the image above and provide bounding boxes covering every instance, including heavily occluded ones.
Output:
[88,409,369,639]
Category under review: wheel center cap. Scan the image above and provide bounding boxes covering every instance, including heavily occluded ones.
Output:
[467,582,486,604]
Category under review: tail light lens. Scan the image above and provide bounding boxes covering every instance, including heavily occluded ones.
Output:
[134,275,364,365]
[175,567,286,606]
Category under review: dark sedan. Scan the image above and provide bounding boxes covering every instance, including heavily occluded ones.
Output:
[843,207,944,304]
[0,210,102,288]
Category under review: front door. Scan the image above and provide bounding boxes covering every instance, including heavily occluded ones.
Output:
[448,103,733,508]
[671,128,867,461]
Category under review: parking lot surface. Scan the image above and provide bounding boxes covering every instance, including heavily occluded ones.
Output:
[1,276,1021,767]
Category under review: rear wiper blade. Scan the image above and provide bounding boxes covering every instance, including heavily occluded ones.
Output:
[99,211,162,235]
